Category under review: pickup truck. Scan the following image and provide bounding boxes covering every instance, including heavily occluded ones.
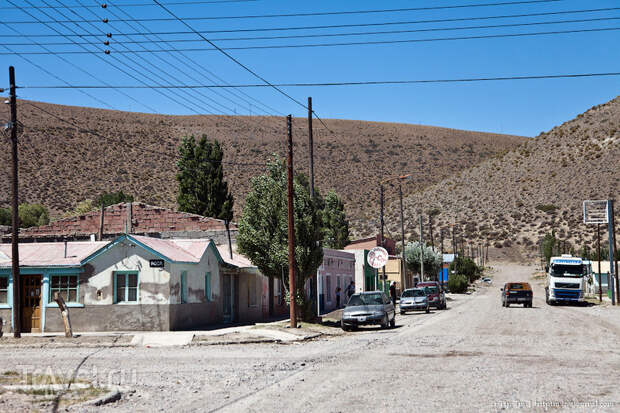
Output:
[501,282,533,308]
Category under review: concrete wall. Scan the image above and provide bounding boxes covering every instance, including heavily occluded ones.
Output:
[235,270,264,323]
[317,249,355,312]
[0,309,11,334]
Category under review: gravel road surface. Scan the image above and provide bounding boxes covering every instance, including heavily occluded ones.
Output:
[2,262,620,412]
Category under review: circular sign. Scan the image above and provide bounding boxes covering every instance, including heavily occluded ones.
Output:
[367,247,389,269]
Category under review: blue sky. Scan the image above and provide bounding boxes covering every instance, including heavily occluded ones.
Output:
[1,0,619,137]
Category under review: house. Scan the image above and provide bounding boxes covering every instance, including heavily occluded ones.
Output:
[0,234,229,333]
[315,248,355,313]
[344,235,396,255]
[586,260,614,294]
[2,202,237,244]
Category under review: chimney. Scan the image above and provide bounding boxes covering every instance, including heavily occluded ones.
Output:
[127,202,133,234]
[98,200,105,241]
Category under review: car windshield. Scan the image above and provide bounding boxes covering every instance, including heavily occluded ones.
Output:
[551,264,584,278]
[401,289,425,298]
[424,286,438,294]
[347,293,383,306]
[508,283,526,289]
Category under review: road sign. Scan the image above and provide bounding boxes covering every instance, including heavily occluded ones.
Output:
[367,247,389,269]
[583,200,609,224]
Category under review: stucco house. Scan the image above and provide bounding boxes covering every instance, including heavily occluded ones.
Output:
[0,234,229,333]
[315,248,355,313]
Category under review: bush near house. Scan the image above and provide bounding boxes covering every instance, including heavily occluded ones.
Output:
[449,256,481,283]
[448,274,468,294]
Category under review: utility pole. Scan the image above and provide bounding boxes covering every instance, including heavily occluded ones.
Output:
[380,185,387,290]
[429,215,434,251]
[607,199,616,306]
[419,215,424,282]
[398,182,406,290]
[286,115,297,327]
[597,223,602,302]
[8,67,21,338]
[452,224,456,256]
[307,97,317,318]
[612,200,619,305]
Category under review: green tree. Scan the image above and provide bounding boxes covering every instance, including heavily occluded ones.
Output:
[404,241,443,279]
[0,208,10,226]
[63,199,98,218]
[541,231,557,264]
[17,203,49,228]
[176,136,233,224]
[448,273,468,293]
[237,157,323,320]
[321,190,349,249]
[449,256,481,283]
[94,190,134,208]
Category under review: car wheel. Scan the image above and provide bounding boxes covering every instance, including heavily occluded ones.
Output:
[380,313,389,329]
[506,302,510,308]
[390,316,396,328]
[545,288,549,305]
[400,310,406,315]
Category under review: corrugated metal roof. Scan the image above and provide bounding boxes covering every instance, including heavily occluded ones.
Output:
[0,241,109,267]
[215,246,255,268]
[131,235,203,263]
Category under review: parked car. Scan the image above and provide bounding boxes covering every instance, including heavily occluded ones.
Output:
[417,281,447,309]
[501,282,533,307]
[341,291,396,330]
[482,277,492,283]
[399,288,430,314]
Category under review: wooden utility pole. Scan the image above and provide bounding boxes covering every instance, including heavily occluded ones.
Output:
[612,200,619,305]
[9,66,21,338]
[419,215,424,282]
[307,97,317,317]
[429,215,435,251]
[597,223,602,302]
[380,185,387,288]
[607,200,616,305]
[398,183,406,289]
[286,115,297,327]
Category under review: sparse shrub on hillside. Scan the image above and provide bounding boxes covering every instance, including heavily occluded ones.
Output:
[535,204,558,214]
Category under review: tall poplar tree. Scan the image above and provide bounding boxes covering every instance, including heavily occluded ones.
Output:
[177,135,234,245]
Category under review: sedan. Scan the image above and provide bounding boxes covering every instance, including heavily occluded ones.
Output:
[341,291,396,331]
[399,288,430,314]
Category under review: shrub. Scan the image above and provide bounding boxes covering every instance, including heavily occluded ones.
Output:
[448,274,468,294]
[449,256,482,283]
[535,204,558,214]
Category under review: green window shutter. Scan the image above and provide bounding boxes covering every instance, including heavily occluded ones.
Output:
[205,272,211,302]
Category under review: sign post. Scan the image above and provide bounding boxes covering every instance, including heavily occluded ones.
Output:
[367,247,389,292]
[583,200,615,304]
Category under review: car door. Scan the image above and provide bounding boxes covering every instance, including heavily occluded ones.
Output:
[382,293,394,317]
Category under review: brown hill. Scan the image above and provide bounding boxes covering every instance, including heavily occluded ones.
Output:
[384,96,620,258]
[0,99,525,230]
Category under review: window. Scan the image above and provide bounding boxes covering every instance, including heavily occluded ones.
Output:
[205,272,212,302]
[49,275,78,303]
[326,276,332,302]
[0,275,8,304]
[181,272,187,303]
[248,275,257,307]
[115,272,138,303]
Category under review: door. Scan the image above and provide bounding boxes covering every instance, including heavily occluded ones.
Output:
[222,274,233,322]
[22,275,42,333]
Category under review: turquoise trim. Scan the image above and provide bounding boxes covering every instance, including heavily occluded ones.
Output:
[207,243,224,265]
[113,271,139,304]
[205,272,212,302]
[181,271,187,303]
[47,274,80,304]
[0,267,81,275]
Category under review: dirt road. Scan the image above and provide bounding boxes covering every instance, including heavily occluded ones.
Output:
[2,262,620,412]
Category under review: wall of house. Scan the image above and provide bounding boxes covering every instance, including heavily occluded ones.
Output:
[317,249,355,313]
[235,270,264,323]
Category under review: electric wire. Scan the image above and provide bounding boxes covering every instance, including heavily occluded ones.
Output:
[7,25,615,54]
[15,71,620,90]
[0,0,257,9]
[3,7,617,37]
[22,100,269,167]
[1,0,568,23]
[105,0,281,117]
[151,0,332,132]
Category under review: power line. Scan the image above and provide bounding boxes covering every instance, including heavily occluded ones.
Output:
[1,0,567,23]
[6,15,620,46]
[0,0,257,9]
[4,26,619,54]
[14,71,620,89]
[151,0,332,132]
[3,7,616,37]
[21,100,269,167]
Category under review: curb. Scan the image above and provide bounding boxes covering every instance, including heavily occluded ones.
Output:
[0,343,134,350]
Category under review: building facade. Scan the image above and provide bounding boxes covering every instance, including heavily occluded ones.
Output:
[316,248,355,313]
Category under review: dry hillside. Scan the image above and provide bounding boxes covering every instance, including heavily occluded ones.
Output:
[0,99,525,230]
[383,96,620,258]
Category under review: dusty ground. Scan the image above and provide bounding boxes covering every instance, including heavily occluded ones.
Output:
[1,262,620,412]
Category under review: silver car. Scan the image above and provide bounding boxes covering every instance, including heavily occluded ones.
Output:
[341,291,396,331]
[399,288,430,314]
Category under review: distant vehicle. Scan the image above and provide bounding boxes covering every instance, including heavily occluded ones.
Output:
[417,281,447,309]
[501,282,533,307]
[482,277,492,283]
[399,288,430,314]
[341,291,396,331]
[545,255,587,305]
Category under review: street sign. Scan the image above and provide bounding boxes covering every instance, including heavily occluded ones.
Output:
[367,247,389,269]
[583,200,609,224]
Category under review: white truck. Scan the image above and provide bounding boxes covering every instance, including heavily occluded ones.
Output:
[545,255,587,305]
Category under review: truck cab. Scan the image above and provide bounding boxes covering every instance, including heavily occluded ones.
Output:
[545,255,587,305]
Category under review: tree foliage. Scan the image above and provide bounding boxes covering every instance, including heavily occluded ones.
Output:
[0,208,10,226]
[320,190,349,249]
[448,273,469,293]
[237,157,323,320]
[16,203,50,228]
[63,199,98,218]
[95,190,134,208]
[449,256,481,283]
[404,241,442,278]
[176,135,233,223]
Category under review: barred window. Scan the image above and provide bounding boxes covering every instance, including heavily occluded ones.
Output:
[115,272,138,303]
[49,275,78,303]
[0,276,8,304]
